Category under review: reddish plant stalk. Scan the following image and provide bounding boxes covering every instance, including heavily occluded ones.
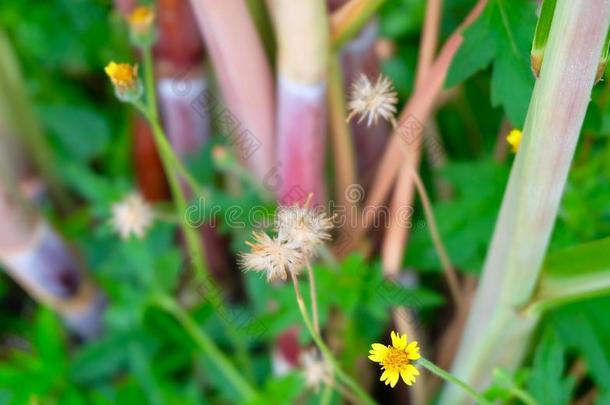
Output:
[0,187,105,339]
[189,0,276,181]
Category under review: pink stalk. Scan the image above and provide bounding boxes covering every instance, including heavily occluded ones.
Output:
[268,0,329,372]
[189,0,275,181]
[270,0,329,206]
[141,0,234,286]
[0,186,104,339]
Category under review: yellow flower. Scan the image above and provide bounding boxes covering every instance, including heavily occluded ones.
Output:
[128,5,155,34]
[105,62,138,93]
[506,129,523,153]
[369,331,421,388]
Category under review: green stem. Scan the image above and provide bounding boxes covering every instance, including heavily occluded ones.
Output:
[289,273,376,405]
[417,358,490,405]
[133,53,254,379]
[152,295,258,400]
[143,45,158,121]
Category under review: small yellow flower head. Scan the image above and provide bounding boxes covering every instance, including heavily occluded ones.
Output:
[369,331,421,388]
[506,129,523,153]
[239,231,304,282]
[128,5,155,34]
[104,62,142,101]
[347,73,398,127]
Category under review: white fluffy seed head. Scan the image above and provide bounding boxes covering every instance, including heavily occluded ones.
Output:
[300,349,332,391]
[347,73,398,127]
[110,193,154,239]
[239,232,304,282]
[276,205,334,258]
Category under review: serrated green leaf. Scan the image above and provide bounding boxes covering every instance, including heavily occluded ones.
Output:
[527,332,575,405]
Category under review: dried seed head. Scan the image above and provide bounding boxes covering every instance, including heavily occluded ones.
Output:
[300,349,332,391]
[347,74,398,127]
[240,232,304,282]
[276,194,334,257]
[110,193,154,240]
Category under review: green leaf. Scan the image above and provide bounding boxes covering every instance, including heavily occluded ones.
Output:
[446,0,536,126]
[445,12,497,88]
[527,332,575,405]
[38,105,110,161]
[34,307,66,369]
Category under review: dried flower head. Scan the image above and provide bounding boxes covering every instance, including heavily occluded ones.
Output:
[105,62,142,101]
[276,195,333,257]
[369,331,421,388]
[110,193,154,239]
[506,129,523,153]
[128,5,155,34]
[347,73,398,127]
[240,232,304,282]
[300,349,332,391]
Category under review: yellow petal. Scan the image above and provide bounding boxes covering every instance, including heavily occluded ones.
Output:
[400,369,414,386]
[391,331,407,349]
[371,343,389,354]
[380,370,390,382]
[368,354,383,362]
[406,364,420,376]
[389,371,400,388]
[406,341,421,360]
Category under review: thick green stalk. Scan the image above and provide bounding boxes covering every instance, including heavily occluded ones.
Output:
[442,1,610,402]
[152,295,258,400]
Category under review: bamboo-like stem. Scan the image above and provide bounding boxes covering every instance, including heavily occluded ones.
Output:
[152,294,258,400]
[271,0,329,205]
[443,2,610,402]
[289,272,376,404]
[0,186,104,339]
[189,0,275,180]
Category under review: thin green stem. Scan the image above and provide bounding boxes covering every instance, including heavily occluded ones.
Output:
[143,45,158,121]
[305,260,320,335]
[132,53,254,378]
[152,295,258,400]
[290,273,376,405]
[417,357,490,405]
